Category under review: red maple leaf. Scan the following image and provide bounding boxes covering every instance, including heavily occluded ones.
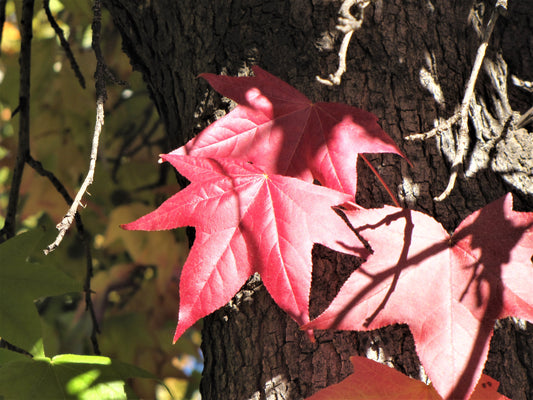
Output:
[305,356,509,400]
[171,66,406,196]
[122,154,368,342]
[303,193,533,400]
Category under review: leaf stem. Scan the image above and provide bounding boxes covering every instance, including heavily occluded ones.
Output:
[316,0,371,86]
[360,154,401,207]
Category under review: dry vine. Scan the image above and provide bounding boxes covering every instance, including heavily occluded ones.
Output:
[317,0,371,86]
[405,0,508,201]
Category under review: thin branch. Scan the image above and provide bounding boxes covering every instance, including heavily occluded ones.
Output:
[317,0,370,86]
[27,156,74,205]
[43,0,86,88]
[405,1,506,201]
[435,5,500,201]
[44,100,104,253]
[110,109,161,183]
[44,0,108,355]
[406,114,460,142]
[84,240,101,355]
[0,340,32,356]
[27,156,100,354]
[46,0,108,253]
[91,0,108,103]
[0,0,34,242]
[39,102,103,355]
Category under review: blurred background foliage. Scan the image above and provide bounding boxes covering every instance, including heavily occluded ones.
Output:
[0,1,201,398]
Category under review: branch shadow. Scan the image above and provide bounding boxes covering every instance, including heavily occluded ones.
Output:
[324,195,532,399]
[447,197,533,399]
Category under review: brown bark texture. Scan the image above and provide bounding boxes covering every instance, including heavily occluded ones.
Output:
[103,0,533,399]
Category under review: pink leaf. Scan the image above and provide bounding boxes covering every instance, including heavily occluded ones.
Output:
[172,66,407,196]
[122,155,368,342]
[304,194,533,400]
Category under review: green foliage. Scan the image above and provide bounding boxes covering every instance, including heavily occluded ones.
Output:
[0,229,160,399]
[0,1,201,398]
[0,228,80,356]
[0,352,155,400]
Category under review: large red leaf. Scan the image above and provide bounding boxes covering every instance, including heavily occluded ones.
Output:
[122,155,367,342]
[304,193,533,400]
[305,356,509,400]
[172,66,406,195]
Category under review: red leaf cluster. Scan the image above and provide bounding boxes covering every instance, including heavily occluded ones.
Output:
[122,67,533,400]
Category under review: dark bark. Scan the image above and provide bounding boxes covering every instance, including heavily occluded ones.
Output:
[103,0,533,398]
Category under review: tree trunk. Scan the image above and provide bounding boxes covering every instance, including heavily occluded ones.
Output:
[103,0,533,398]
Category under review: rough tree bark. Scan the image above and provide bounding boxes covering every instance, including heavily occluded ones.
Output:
[103,0,533,398]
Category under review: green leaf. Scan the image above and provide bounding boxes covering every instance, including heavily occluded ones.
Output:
[0,229,81,355]
[0,354,155,400]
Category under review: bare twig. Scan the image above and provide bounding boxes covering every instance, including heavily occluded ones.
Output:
[405,1,507,201]
[317,0,371,86]
[44,100,104,254]
[43,0,86,88]
[46,0,108,254]
[44,0,108,354]
[45,0,108,355]
[0,0,34,242]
